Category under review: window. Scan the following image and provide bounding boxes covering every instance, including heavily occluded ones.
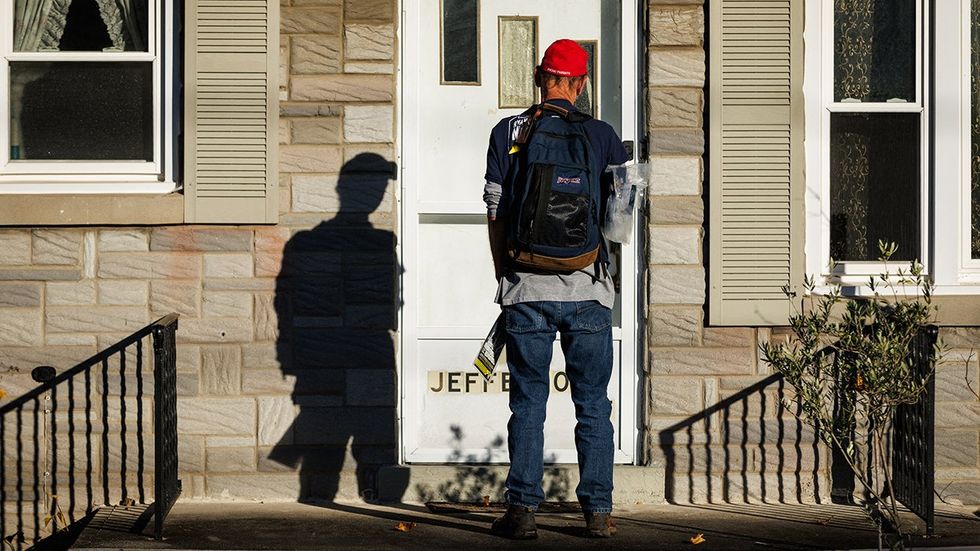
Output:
[812,0,926,279]
[0,0,174,193]
[440,0,479,85]
[574,40,597,117]
[805,0,980,290]
[806,0,930,283]
[498,16,536,108]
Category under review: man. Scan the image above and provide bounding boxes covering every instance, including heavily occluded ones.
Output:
[484,39,630,539]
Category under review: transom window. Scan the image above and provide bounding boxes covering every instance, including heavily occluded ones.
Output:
[0,0,174,192]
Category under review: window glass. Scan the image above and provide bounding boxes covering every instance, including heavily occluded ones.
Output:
[830,113,920,261]
[14,0,150,52]
[10,62,154,161]
[498,17,536,108]
[972,0,980,258]
[441,0,479,84]
[834,0,915,103]
[574,40,597,116]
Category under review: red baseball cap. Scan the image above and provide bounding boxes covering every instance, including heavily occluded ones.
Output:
[540,39,588,77]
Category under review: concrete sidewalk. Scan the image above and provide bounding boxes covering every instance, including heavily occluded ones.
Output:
[68,501,980,551]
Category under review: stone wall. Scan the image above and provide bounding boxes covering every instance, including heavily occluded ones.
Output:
[643,0,826,504]
[0,0,399,518]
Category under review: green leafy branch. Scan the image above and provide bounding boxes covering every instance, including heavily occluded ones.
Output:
[763,241,943,545]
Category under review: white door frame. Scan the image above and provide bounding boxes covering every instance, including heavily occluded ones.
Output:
[398,0,642,465]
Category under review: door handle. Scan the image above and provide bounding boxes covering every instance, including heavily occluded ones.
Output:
[623,140,634,161]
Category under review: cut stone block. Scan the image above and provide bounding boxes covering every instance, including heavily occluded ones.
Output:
[258,396,295,446]
[649,307,701,347]
[291,75,393,102]
[46,280,96,306]
[45,306,147,334]
[32,230,82,265]
[344,24,394,61]
[97,280,149,306]
[649,265,705,305]
[0,283,41,308]
[99,253,202,280]
[650,6,704,47]
[291,35,342,74]
[150,280,201,317]
[0,231,30,265]
[177,397,256,436]
[344,105,394,143]
[201,346,242,396]
[281,7,341,35]
[649,48,705,87]
[204,254,255,279]
[0,309,42,346]
[150,228,253,252]
[98,230,149,252]
[651,347,755,375]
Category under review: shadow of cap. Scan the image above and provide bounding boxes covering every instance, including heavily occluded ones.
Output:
[337,153,398,215]
[341,152,398,177]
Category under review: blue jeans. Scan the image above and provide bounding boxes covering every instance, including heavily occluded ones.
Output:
[502,300,614,514]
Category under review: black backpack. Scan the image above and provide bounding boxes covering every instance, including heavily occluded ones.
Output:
[506,103,605,273]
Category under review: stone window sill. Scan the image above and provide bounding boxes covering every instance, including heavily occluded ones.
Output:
[0,193,184,226]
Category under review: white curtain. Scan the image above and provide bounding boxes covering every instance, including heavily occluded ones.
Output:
[14,0,72,51]
[16,0,147,52]
[116,0,148,51]
[94,0,126,49]
[95,0,147,50]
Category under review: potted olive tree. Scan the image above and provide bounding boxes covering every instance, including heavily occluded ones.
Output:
[761,242,942,550]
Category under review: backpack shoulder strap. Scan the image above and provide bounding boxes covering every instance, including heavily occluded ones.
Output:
[539,102,592,123]
[513,104,545,148]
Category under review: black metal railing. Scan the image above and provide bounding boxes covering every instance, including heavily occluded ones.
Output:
[0,314,180,549]
[891,325,939,535]
[152,315,181,540]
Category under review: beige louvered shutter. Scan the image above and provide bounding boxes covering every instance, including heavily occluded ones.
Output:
[708,0,804,326]
[184,0,278,223]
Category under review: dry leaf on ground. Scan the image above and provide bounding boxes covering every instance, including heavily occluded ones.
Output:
[0,388,6,400]
[690,533,706,545]
[394,521,416,533]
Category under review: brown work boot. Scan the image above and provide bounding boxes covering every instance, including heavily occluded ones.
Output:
[490,504,538,540]
[583,511,616,538]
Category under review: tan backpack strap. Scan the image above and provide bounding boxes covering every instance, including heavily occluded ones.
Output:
[539,102,570,118]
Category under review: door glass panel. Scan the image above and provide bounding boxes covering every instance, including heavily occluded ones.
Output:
[971,0,980,258]
[599,1,622,135]
[830,113,920,261]
[834,0,916,103]
[574,40,597,116]
[441,0,480,84]
[498,17,537,108]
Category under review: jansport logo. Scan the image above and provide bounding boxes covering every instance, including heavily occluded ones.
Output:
[556,176,581,185]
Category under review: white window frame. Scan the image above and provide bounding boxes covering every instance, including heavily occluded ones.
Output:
[0,0,175,194]
[805,0,931,288]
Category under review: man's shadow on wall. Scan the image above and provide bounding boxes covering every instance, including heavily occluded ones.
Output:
[268,153,405,502]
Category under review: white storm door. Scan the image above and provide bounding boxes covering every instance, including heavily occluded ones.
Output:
[401,0,639,464]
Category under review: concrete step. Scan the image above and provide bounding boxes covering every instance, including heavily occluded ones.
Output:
[378,465,667,504]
